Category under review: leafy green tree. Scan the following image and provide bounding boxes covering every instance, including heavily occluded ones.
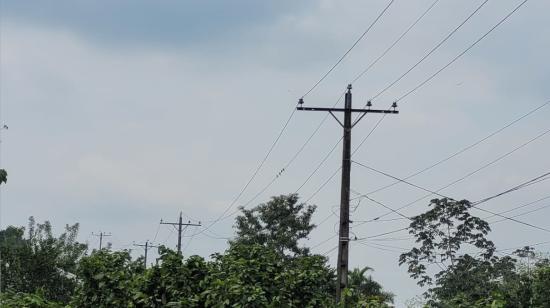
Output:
[531,258,550,307]
[71,249,143,307]
[0,217,87,304]
[429,254,517,305]
[0,290,63,308]
[399,198,495,287]
[134,246,209,307]
[347,267,394,306]
[202,242,334,307]
[0,169,6,184]
[233,193,316,257]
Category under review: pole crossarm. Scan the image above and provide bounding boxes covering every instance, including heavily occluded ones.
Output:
[297,106,399,114]
[160,212,202,254]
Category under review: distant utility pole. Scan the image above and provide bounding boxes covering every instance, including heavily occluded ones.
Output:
[297,84,399,301]
[92,231,112,250]
[160,212,201,254]
[133,240,159,267]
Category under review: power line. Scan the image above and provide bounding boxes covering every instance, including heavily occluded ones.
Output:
[213,0,455,233]
[357,227,409,240]
[473,206,550,234]
[484,195,550,220]
[200,106,297,234]
[368,127,550,221]
[472,172,550,206]
[295,137,343,193]
[370,0,490,101]
[349,0,532,160]
[351,0,441,84]
[216,92,347,223]
[355,101,549,197]
[208,0,398,232]
[151,221,161,243]
[490,202,550,225]
[352,166,550,235]
[305,167,342,203]
[301,0,396,99]
[396,0,530,102]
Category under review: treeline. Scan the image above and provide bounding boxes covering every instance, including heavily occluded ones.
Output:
[0,195,392,307]
[0,193,549,307]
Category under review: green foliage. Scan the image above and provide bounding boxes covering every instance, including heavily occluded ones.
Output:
[401,198,550,307]
[0,217,87,304]
[71,249,143,307]
[0,169,7,184]
[233,193,316,257]
[0,290,63,308]
[134,247,209,307]
[428,254,517,305]
[347,267,394,306]
[2,197,397,307]
[531,259,550,307]
[202,242,334,307]
[400,198,495,287]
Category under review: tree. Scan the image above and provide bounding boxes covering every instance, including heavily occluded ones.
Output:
[347,267,394,306]
[202,242,334,307]
[71,249,143,307]
[0,217,87,304]
[399,197,550,307]
[399,198,495,287]
[0,290,63,308]
[134,246,209,307]
[233,193,316,257]
[0,169,6,184]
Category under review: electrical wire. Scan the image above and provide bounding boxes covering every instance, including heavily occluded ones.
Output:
[396,0,530,102]
[352,167,550,235]
[199,106,298,234]
[370,0,490,101]
[200,0,395,231]
[483,195,550,220]
[351,0,441,84]
[356,101,550,198]
[305,167,342,203]
[152,221,161,243]
[490,202,550,225]
[367,127,550,221]
[216,91,347,223]
[350,0,532,159]
[301,0,396,99]
[472,172,550,206]
[295,137,343,193]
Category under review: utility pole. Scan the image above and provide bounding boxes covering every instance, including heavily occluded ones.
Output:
[160,212,201,254]
[297,84,398,301]
[92,231,112,250]
[133,240,159,267]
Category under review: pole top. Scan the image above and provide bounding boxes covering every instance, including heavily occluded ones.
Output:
[347,84,352,90]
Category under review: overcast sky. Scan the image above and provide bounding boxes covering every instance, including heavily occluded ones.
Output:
[1,0,549,305]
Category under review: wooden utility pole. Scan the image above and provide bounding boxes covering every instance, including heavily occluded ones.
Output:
[133,240,159,267]
[92,231,112,250]
[297,84,398,301]
[160,212,201,254]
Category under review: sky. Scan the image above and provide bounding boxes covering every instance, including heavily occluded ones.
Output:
[1,0,549,306]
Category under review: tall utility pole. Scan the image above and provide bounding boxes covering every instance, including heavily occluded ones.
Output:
[297,84,398,301]
[133,240,159,267]
[92,231,112,250]
[160,212,201,254]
